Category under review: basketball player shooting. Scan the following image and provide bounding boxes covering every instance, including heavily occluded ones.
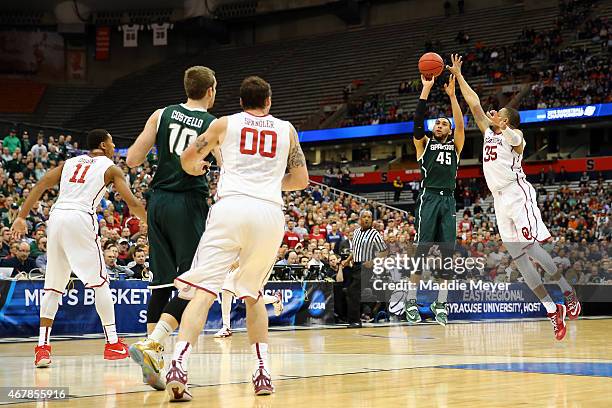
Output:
[164,76,309,402]
[10,129,147,366]
[446,54,581,340]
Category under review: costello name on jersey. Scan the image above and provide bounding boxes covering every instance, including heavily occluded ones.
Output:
[170,110,204,128]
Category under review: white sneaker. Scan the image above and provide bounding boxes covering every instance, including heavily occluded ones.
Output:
[273,291,284,316]
[214,326,232,338]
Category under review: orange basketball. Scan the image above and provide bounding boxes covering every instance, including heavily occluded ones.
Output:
[418,52,444,79]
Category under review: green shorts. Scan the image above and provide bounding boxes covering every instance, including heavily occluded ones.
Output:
[414,188,457,245]
[147,189,208,288]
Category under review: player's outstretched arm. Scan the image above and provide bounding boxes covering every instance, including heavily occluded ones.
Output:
[127,109,161,168]
[444,74,465,155]
[446,54,491,134]
[106,166,147,222]
[10,165,64,240]
[181,117,226,176]
[414,75,433,159]
[282,125,309,191]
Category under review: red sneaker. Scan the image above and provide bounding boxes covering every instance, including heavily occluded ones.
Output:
[564,290,581,320]
[34,345,51,368]
[547,304,567,341]
[252,368,274,396]
[166,360,192,402]
[104,338,129,360]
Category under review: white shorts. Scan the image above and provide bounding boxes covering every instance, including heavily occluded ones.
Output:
[175,196,285,300]
[493,178,551,257]
[44,209,108,294]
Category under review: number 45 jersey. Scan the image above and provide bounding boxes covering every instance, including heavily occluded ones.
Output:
[52,154,115,214]
[482,128,527,193]
[418,137,459,191]
[151,104,216,195]
[217,111,291,206]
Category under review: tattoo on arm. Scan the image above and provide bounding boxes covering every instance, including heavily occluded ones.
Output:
[287,134,306,169]
[195,136,209,154]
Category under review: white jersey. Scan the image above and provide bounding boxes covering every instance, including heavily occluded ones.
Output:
[217,112,291,206]
[482,128,526,192]
[52,155,114,214]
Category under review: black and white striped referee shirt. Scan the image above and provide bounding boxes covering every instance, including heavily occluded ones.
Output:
[350,227,387,262]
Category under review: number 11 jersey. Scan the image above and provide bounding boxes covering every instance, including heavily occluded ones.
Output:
[482,128,526,193]
[217,111,291,206]
[151,104,216,194]
[52,154,114,214]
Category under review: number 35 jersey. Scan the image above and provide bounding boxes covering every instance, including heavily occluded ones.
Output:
[52,155,115,214]
[217,111,291,206]
[482,128,526,193]
[418,137,459,191]
[151,104,216,194]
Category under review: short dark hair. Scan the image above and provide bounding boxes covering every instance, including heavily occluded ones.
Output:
[240,76,271,110]
[502,107,520,128]
[184,66,215,100]
[87,129,110,150]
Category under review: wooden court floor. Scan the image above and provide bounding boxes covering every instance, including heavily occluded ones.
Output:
[1,318,611,407]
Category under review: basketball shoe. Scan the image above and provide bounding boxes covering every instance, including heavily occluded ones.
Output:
[547,303,567,341]
[34,345,51,368]
[214,326,232,338]
[252,368,274,396]
[104,338,129,360]
[430,301,448,326]
[273,291,284,316]
[563,290,581,320]
[166,360,192,402]
[405,299,422,323]
[129,338,165,390]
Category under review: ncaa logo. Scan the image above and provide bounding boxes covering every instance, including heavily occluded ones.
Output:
[308,290,326,317]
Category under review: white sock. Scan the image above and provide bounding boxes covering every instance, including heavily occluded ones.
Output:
[542,295,557,314]
[253,342,269,372]
[38,326,51,346]
[437,288,448,303]
[262,294,277,305]
[221,292,232,329]
[173,341,192,371]
[103,324,118,344]
[149,320,173,344]
[557,276,572,294]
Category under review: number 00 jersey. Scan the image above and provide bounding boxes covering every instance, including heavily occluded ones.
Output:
[418,137,459,190]
[217,112,291,206]
[151,104,216,194]
[52,154,115,214]
[482,128,526,192]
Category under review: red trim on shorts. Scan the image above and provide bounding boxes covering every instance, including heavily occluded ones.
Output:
[90,214,108,286]
[175,278,217,297]
[515,174,534,240]
[87,280,108,288]
[537,236,552,243]
[513,252,527,261]
[239,291,263,301]
[43,288,64,295]
[522,178,539,239]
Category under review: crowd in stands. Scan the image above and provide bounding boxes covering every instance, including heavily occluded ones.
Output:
[342,0,610,128]
[0,125,609,297]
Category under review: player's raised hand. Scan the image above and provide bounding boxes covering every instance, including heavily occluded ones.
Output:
[446,54,463,77]
[444,74,456,97]
[421,74,435,89]
[10,217,27,241]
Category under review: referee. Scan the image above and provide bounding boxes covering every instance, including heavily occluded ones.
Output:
[342,210,388,328]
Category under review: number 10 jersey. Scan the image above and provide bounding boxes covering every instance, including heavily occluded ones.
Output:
[217,111,291,206]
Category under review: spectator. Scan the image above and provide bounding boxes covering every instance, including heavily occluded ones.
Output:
[3,129,21,154]
[116,238,132,265]
[0,241,37,276]
[0,226,10,257]
[35,236,47,272]
[547,165,556,185]
[31,137,47,160]
[21,131,31,153]
[392,177,404,202]
[126,247,149,279]
[103,242,134,279]
[326,222,343,249]
[283,220,301,248]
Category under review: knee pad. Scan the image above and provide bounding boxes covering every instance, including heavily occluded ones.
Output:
[514,253,543,290]
[40,290,61,320]
[162,296,190,324]
[147,287,174,324]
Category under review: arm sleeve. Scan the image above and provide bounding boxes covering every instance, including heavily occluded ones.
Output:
[413,99,427,140]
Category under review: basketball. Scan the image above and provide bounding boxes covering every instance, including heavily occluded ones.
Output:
[418,52,444,79]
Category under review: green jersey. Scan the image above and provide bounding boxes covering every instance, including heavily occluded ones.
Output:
[150,104,215,194]
[418,137,459,191]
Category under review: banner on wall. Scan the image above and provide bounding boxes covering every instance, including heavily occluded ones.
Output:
[95,26,110,60]
[0,280,335,337]
[0,31,64,79]
[66,48,86,80]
